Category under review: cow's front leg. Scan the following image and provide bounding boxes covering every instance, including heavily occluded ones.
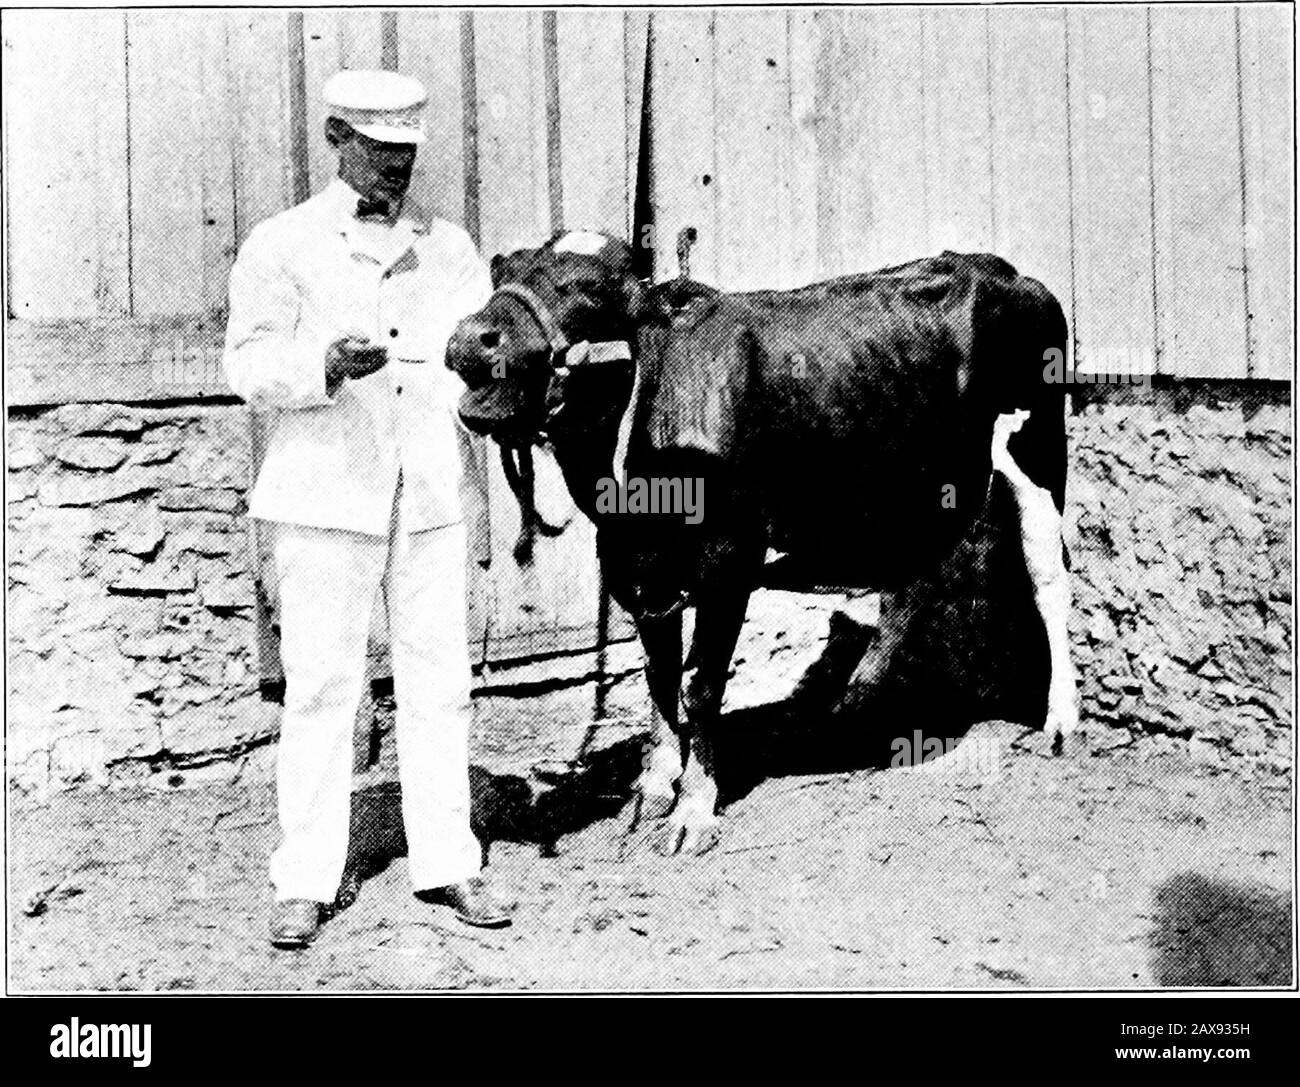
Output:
[632,608,684,822]
[662,588,752,856]
[844,588,917,689]
[991,410,1081,752]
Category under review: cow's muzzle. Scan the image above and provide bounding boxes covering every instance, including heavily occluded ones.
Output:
[445,317,504,389]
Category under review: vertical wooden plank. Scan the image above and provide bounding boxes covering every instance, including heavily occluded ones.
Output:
[786,9,820,287]
[623,9,651,245]
[3,10,131,320]
[459,13,482,246]
[127,11,236,317]
[812,9,928,279]
[556,10,630,235]
[1238,4,1294,381]
[380,10,399,71]
[922,7,995,254]
[1150,5,1248,378]
[542,13,565,235]
[1066,6,1157,377]
[713,11,794,290]
[469,10,602,657]
[226,11,295,247]
[338,10,385,72]
[473,9,552,258]
[858,7,929,270]
[398,8,466,222]
[286,11,312,207]
[301,10,341,198]
[650,10,719,283]
[301,10,385,197]
[481,451,605,660]
[811,9,854,279]
[989,7,1073,314]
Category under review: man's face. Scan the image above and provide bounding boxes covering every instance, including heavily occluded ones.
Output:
[333,125,417,208]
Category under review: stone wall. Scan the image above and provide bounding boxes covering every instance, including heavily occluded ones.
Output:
[4,398,1292,795]
[1068,402,1291,771]
[830,399,1291,779]
[6,403,267,793]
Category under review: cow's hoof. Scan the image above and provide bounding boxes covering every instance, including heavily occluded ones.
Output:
[659,808,721,857]
[1048,725,1088,757]
[1045,706,1081,756]
[1046,720,1082,757]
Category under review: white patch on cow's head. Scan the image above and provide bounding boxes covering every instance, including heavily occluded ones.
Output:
[553,230,609,256]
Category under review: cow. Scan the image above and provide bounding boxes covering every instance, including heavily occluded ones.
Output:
[445,229,1080,855]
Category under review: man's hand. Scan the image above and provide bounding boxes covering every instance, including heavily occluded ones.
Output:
[326,335,388,394]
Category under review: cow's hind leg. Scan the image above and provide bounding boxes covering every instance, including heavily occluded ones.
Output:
[662,587,752,856]
[632,609,685,822]
[991,410,1080,752]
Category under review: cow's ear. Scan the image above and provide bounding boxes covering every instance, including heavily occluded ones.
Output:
[490,254,507,287]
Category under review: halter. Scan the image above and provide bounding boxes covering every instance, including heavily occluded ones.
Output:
[482,278,634,565]
[491,283,571,363]
[489,281,633,372]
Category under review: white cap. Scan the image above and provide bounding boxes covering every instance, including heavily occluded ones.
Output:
[322,70,427,144]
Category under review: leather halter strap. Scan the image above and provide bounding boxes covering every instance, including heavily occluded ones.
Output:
[491,282,633,369]
[491,283,570,360]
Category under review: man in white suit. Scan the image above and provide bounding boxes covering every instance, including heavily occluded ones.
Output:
[224,70,510,948]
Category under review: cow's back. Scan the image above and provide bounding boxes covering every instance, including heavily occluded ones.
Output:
[636,252,1068,587]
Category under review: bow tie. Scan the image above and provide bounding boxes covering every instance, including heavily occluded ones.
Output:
[355,197,393,221]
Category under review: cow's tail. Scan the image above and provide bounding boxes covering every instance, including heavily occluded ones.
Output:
[999,274,1070,514]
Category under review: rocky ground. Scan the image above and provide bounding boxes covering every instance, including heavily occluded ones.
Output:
[9,709,1292,991]
[6,400,1292,990]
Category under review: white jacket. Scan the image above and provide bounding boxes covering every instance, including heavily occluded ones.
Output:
[223,178,492,537]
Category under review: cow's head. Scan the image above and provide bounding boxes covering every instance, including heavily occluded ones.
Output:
[445,230,646,445]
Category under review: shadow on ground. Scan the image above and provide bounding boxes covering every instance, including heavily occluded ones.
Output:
[335,590,1047,905]
[336,611,1005,901]
[1148,872,1293,987]
[336,737,646,902]
[714,607,1016,806]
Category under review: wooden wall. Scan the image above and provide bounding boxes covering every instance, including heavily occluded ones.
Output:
[5,6,1291,395]
[3,7,649,667]
[2,5,1294,670]
[3,8,649,401]
[647,5,1294,379]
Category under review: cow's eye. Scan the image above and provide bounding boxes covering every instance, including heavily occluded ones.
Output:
[557,279,602,298]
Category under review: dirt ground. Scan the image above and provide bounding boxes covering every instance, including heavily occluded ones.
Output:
[8,712,1293,992]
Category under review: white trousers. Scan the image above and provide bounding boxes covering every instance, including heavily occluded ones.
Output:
[268,501,480,903]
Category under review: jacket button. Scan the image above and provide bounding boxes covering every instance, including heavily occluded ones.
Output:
[396,385,403,395]
[389,328,399,338]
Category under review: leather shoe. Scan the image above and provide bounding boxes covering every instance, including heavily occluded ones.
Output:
[270,899,322,949]
[422,877,512,928]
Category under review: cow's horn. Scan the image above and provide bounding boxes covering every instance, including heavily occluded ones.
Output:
[676,226,698,279]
